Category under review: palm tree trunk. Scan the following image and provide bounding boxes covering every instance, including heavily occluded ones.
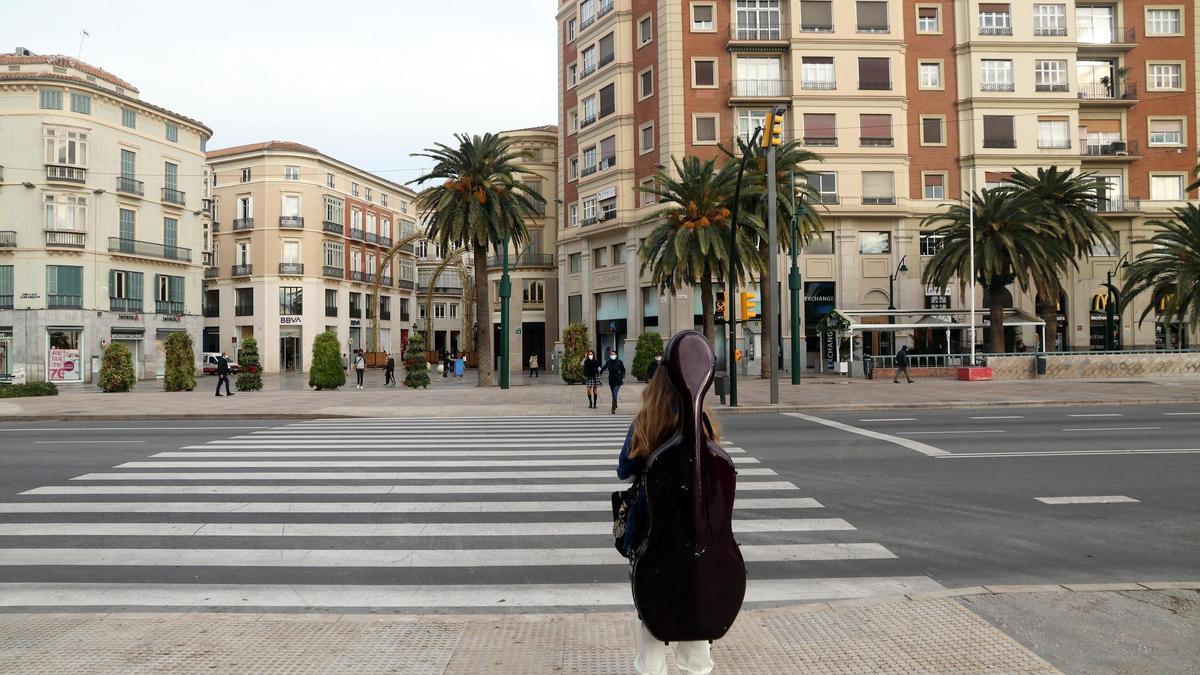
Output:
[700,275,716,346]
[1038,305,1058,352]
[472,245,493,387]
[758,241,772,379]
[987,284,1007,354]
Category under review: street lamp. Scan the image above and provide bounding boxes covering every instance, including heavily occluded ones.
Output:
[726,125,764,407]
[888,255,908,317]
[789,170,804,385]
[499,230,511,389]
[1104,252,1131,351]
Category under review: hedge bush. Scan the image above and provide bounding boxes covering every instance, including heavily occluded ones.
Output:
[560,322,589,385]
[631,331,664,382]
[236,338,263,391]
[163,332,196,392]
[309,331,346,390]
[98,342,136,393]
[403,332,430,389]
[0,382,59,398]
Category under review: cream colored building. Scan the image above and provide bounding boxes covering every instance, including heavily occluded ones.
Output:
[205,142,419,373]
[0,49,212,383]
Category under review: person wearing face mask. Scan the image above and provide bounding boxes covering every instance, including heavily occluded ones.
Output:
[643,351,665,383]
[581,349,602,409]
[600,348,627,414]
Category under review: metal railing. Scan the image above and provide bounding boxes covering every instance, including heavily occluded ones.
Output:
[109,297,142,312]
[981,82,1015,92]
[155,300,184,315]
[279,216,304,228]
[486,252,555,269]
[1081,138,1138,156]
[801,80,836,90]
[1089,197,1141,213]
[860,137,894,147]
[204,266,219,279]
[108,237,192,262]
[580,114,597,129]
[1034,25,1068,36]
[365,232,379,244]
[580,164,597,177]
[231,264,253,276]
[350,271,365,282]
[862,196,896,205]
[235,303,254,316]
[325,306,338,318]
[1038,138,1072,149]
[363,272,377,284]
[858,80,892,91]
[1035,83,1069,92]
[380,236,393,248]
[380,310,391,321]
[803,136,837,147]
[598,52,614,69]
[731,21,783,40]
[161,187,186,206]
[349,307,362,318]
[857,24,890,33]
[46,164,85,183]
[799,23,833,33]
[0,295,11,309]
[279,263,304,275]
[978,25,1013,36]
[116,176,144,196]
[203,303,219,318]
[323,266,343,278]
[381,276,393,287]
[868,354,970,370]
[818,194,840,205]
[0,231,14,247]
[323,221,343,235]
[45,230,86,248]
[1078,82,1136,100]
[350,228,365,240]
[398,279,415,290]
[47,294,82,309]
[1077,25,1135,44]
[731,79,787,97]
[983,139,1017,149]
[232,218,254,230]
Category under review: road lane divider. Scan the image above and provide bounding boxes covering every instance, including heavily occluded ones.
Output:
[782,413,950,457]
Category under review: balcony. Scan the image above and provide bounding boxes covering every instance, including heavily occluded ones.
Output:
[232,218,254,231]
[279,263,304,275]
[730,21,784,41]
[398,279,415,290]
[380,310,391,321]
[981,82,1015,92]
[1081,138,1139,157]
[155,300,184,315]
[978,25,1013,36]
[858,80,892,91]
[0,231,14,248]
[364,272,377,284]
[1090,197,1141,213]
[1078,82,1137,101]
[799,23,833,33]
[1034,25,1068,36]
[46,164,86,183]
[279,216,304,228]
[860,137,894,148]
[201,198,215,217]
[204,266,219,279]
[322,220,344,235]
[203,302,219,318]
[1037,138,1072,149]
[1035,82,1069,93]
[350,228,365,240]
[598,52,614,69]
[365,232,379,244]
[116,176,144,196]
[818,194,840,205]
[580,114,597,129]
[580,63,597,79]
[380,236,393,248]
[0,295,10,309]
[325,306,338,318]
[801,80,836,91]
[856,24,890,34]
[161,187,186,206]
[983,140,1017,149]
[802,136,838,147]
[731,79,788,98]
[381,276,393,287]
[235,303,254,317]
[322,266,344,279]
[862,196,896,206]
[108,237,192,262]
[486,252,555,269]
[231,264,253,277]
[349,307,362,319]
[47,294,82,309]
[580,164,597,177]
[45,230,86,248]
[350,271,365,282]
[109,297,142,312]
[1077,25,1136,46]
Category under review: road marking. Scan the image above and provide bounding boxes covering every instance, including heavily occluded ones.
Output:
[25,481,801,495]
[153,448,747,458]
[1162,412,1200,416]
[1035,496,1140,504]
[0,497,824,513]
[0,518,854,538]
[185,443,627,450]
[0,426,271,432]
[969,416,1024,420]
[937,448,1200,458]
[116,457,761,469]
[1061,427,1161,432]
[32,440,146,444]
[72,468,779,481]
[783,412,950,457]
[0,543,895,567]
[1067,413,1122,417]
[857,418,917,422]
[0,577,944,609]
[898,430,1004,436]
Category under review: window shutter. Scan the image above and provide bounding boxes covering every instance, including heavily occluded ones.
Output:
[984,171,1014,183]
[800,0,832,28]
[925,174,944,188]
[856,1,888,28]
[64,266,82,297]
[1149,119,1181,133]
[1081,119,1121,133]
[983,115,1014,143]
[804,113,835,138]
[0,266,12,299]
[130,272,143,301]
[109,269,117,297]
[862,172,893,197]
[599,84,615,116]
[979,3,1010,12]
[918,7,937,19]
[46,267,58,296]
[170,276,183,303]
[858,58,889,86]
[922,117,943,143]
[859,114,892,138]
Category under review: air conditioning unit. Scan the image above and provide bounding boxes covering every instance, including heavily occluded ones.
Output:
[1111,141,1128,156]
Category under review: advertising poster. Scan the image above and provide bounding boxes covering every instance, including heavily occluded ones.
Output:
[49,348,81,381]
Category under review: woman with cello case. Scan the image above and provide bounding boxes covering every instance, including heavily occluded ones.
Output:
[614,330,746,674]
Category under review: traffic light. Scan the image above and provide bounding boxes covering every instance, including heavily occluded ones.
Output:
[739,291,759,320]
[761,109,785,148]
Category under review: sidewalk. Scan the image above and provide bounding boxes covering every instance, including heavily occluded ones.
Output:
[2,371,1198,421]
[0,584,1194,673]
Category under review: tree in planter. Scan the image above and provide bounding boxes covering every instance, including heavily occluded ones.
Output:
[309,331,346,390]
[631,331,664,382]
[162,332,196,392]
[98,342,136,393]
[403,332,431,389]
[561,322,589,384]
[236,337,263,391]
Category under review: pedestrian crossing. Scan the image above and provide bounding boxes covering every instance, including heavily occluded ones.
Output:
[0,416,941,611]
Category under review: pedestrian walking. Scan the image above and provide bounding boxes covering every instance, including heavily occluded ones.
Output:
[600,348,626,414]
[384,353,396,387]
[528,353,540,378]
[442,350,451,379]
[616,359,721,674]
[214,352,234,397]
[454,352,466,378]
[893,344,914,384]
[581,350,602,409]
[342,353,349,374]
[354,350,366,389]
[644,351,664,382]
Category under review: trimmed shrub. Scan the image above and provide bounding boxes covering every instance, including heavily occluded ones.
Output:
[403,332,430,389]
[236,337,263,391]
[98,342,136,393]
[163,332,196,392]
[0,382,59,398]
[631,331,664,382]
[309,331,346,390]
[561,322,589,385]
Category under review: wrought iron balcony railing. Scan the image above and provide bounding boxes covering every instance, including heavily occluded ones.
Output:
[0,231,14,248]
[116,176,144,196]
[108,237,192,262]
[161,187,186,206]
[109,297,142,312]
[232,218,254,230]
[47,294,83,309]
[323,220,344,235]
[486,252,555,269]
[155,300,184,315]
[731,79,787,97]
[231,264,253,277]
[730,21,783,40]
[981,82,1015,92]
[323,266,344,278]
[45,230,86,248]
[205,266,219,279]
[46,164,85,183]
[279,216,304,228]
[279,263,304,275]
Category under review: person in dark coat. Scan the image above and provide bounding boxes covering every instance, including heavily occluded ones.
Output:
[643,351,664,382]
[442,350,452,378]
[214,352,233,397]
[581,350,602,409]
[600,348,627,414]
[894,345,914,383]
[383,353,396,386]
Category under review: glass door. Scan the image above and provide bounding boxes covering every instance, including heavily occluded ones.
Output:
[280,334,302,372]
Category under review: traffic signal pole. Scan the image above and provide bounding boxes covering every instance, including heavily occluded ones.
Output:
[789,169,802,385]
[766,107,784,405]
[727,127,764,407]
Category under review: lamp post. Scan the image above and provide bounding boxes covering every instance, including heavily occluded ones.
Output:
[727,126,764,407]
[789,170,803,385]
[499,230,511,389]
[1104,252,1130,351]
[888,255,908,317]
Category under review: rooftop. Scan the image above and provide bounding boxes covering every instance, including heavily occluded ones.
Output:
[0,51,139,94]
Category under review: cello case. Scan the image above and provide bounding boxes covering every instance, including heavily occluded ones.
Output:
[631,330,746,642]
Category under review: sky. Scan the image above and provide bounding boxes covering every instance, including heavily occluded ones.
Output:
[1,0,558,184]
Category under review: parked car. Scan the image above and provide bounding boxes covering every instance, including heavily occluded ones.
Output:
[201,352,240,375]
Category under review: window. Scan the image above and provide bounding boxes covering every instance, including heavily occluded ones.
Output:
[569,157,579,179]
[612,244,627,265]
[416,239,428,258]
[592,247,608,268]
[803,113,836,146]
[449,302,458,318]
[567,17,576,41]
[117,207,134,240]
[920,232,945,256]
[807,234,834,254]
[692,59,716,87]
[641,178,656,205]
[351,182,359,197]
[801,57,835,89]
[859,114,893,147]
[981,59,1014,91]
[39,88,63,109]
[326,173,335,188]
[639,15,653,44]
[418,303,426,320]
[737,110,768,145]
[324,241,343,269]
[165,122,178,142]
[365,187,373,202]
[922,173,945,200]
[1148,119,1184,146]
[235,288,254,316]
[280,287,303,315]
[693,115,718,144]
[598,32,615,68]
[325,289,338,316]
[916,5,939,33]
[581,46,596,77]
[568,64,577,87]
[856,0,888,32]
[691,3,715,31]
[46,265,83,307]
[284,166,299,180]
[858,57,890,90]
[568,252,583,273]
[121,107,136,128]
[1146,8,1181,36]
[1150,175,1184,201]
[110,270,143,309]
[156,275,183,313]
[1148,63,1183,90]
[859,232,891,254]
[808,172,838,204]
[978,3,1012,35]
[0,266,11,309]
[1037,117,1071,148]
[163,217,178,252]
[580,0,595,27]
[599,83,615,116]
[69,92,91,114]
[581,96,597,126]
[920,116,945,145]
[120,149,136,182]
[983,115,1016,148]
[582,146,597,174]
[43,127,88,167]
[639,68,654,99]
[918,61,942,89]
[237,195,252,219]
[351,208,362,231]
[45,193,88,231]
[639,122,655,153]
[861,172,894,205]
[599,136,616,171]
[164,162,178,191]
[1033,4,1066,35]
[350,248,362,273]
[281,239,301,264]
[324,196,344,223]
[582,196,597,222]
[1035,60,1068,91]
[569,204,579,226]
[240,168,251,182]
[800,0,833,31]
[236,240,251,266]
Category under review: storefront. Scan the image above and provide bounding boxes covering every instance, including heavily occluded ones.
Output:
[110,326,145,380]
[0,328,11,378]
[279,317,303,372]
[595,290,627,358]
[804,282,835,370]
[1089,292,1117,351]
[46,327,83,383]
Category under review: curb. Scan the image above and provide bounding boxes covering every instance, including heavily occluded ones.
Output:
[812,580,1200,613]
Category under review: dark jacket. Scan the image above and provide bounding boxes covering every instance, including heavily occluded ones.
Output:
[385,357,395,373]
[644,360,661,382]
[216,356,230,376]
[582,357,601,378]
[896,348,910,368]
[600,357,626,386]
[616,425,645,557]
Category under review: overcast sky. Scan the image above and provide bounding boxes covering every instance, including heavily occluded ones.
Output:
[2,0,557,183]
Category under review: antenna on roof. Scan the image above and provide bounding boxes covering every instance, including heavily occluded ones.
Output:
[77,28,89,59]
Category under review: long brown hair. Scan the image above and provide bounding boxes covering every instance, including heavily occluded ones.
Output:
[629,369,721,459]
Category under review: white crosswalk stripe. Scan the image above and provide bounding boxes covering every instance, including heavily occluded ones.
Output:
[1,416,939,610]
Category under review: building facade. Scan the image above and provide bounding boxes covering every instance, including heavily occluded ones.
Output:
[205,142,419,373]
[0,49,212,383]
[555,0,1198,365]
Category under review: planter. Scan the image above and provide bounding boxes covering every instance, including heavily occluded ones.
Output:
[957,366,994,381]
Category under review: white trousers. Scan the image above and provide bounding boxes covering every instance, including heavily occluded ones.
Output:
[634,620,714,675]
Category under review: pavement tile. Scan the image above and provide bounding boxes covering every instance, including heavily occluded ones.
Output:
[906,586,991,600]
[983,584,1070,594]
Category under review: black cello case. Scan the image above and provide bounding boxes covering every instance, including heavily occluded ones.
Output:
[631,330,747,642]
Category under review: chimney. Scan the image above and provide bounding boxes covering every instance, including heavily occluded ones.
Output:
[14,47,34,56]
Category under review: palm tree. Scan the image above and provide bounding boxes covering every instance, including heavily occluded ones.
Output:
[921,189,1070,353]
[637,155,764,345]
[1005,167,1114,351]
[410,133,545,386]
[1121,203,1200,335]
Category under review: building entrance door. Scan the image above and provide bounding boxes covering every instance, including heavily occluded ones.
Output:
[280,333,302,372]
